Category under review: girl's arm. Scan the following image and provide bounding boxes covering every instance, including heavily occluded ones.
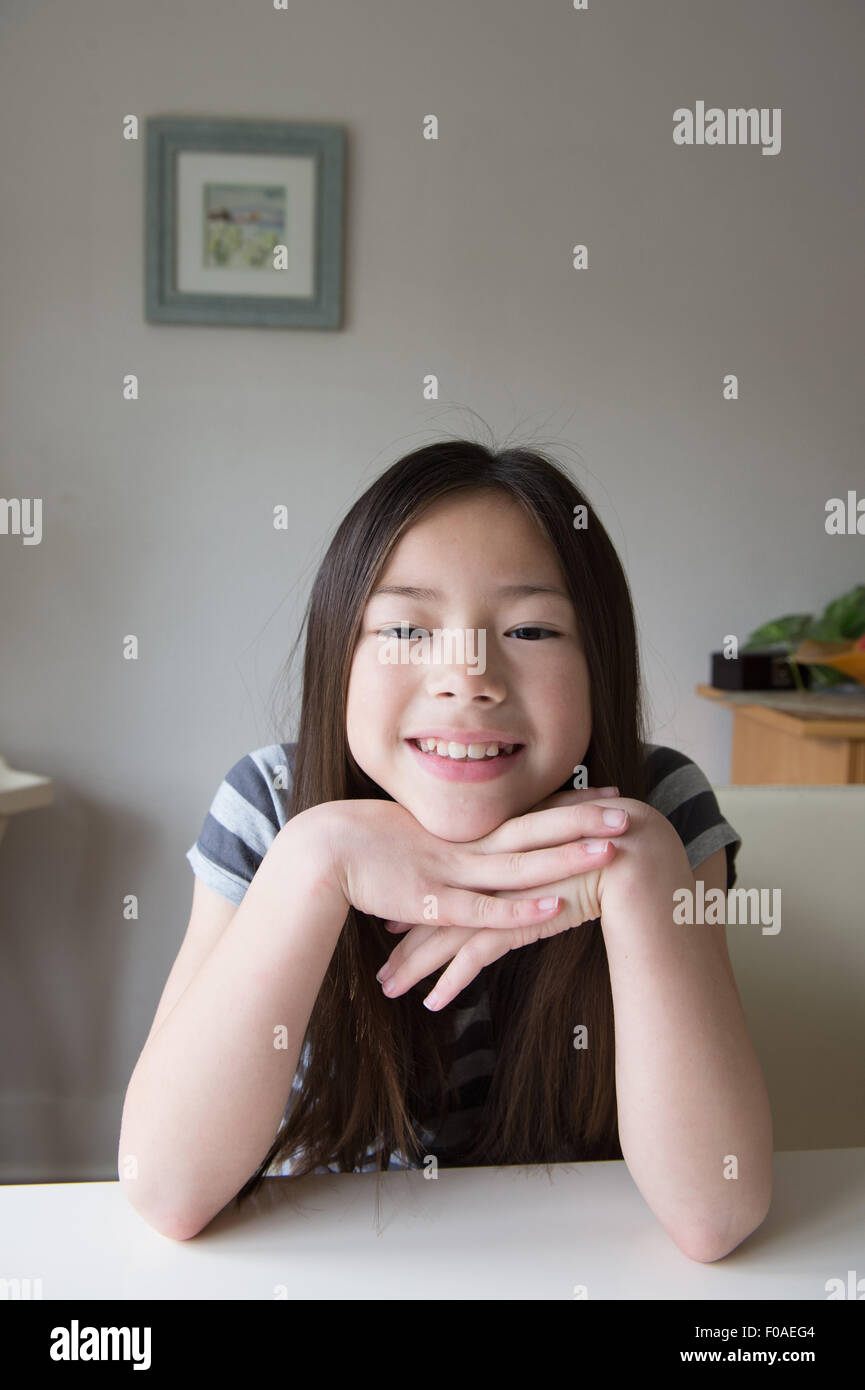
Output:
[119,789,580,1241]
[600,804,774,1262]
[118,804,348,1241]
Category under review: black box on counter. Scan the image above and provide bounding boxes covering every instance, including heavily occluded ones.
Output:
[710,650,813,691]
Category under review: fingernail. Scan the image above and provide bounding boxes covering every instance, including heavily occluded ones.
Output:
[603,809,627,826]
[598,786,619,797]
[536,896,559,910]
[377,964,393,983]
[423,992,441,1010]
[583,839,611,854]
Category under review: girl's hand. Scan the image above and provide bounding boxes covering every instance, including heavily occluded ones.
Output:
[327,787,628,947]
[374,785,630,1010]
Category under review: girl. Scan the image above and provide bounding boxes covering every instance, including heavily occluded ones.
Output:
[121,438,773,1259]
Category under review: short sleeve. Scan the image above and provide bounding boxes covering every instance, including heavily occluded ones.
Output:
[185,743,296,905]
[643,744,742,891]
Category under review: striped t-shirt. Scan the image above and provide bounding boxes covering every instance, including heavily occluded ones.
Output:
[186,741,741,1175]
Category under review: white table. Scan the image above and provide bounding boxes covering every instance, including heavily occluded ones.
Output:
[1,1148,862,1300]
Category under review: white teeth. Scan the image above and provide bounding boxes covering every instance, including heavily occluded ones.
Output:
[415,738,516,760]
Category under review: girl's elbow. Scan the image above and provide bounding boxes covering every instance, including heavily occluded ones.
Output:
[675,1199,771,1264]
[136,1205,207,1242]
[120,1178,208,1242]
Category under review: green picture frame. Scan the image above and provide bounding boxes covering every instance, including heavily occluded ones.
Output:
[145,116,345,328]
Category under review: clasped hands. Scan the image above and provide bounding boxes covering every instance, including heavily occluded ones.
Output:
[376,784,636,1012]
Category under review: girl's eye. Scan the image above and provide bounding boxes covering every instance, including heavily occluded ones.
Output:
[376,625,558,640]
[378,624,428,639]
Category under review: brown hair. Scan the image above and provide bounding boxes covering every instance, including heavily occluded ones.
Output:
[235,436,649,1203]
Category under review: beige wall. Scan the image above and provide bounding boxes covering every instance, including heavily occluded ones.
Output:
[1,0,862,1177]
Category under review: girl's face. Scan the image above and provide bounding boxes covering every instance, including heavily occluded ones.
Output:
[345,490,592,842]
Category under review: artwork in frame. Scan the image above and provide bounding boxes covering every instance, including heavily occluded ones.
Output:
[145,116,345,329]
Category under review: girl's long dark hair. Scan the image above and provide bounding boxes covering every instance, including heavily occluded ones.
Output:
[235,437,649,1202]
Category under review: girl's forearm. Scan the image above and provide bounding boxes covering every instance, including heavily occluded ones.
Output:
[118,805,348,1240]
[601,855,773,1263]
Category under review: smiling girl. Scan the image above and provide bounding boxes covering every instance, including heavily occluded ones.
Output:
[119,438,773,1258]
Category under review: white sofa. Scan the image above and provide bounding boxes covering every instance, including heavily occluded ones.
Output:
[713,784,865,1150]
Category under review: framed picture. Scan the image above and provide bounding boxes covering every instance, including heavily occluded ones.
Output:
[145,116,345,328]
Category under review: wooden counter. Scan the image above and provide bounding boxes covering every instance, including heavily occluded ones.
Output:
[696,684,865,784]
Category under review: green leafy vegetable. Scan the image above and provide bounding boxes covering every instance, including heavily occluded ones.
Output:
[741,583,865,689]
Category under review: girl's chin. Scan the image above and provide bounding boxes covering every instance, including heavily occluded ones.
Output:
[406,803,511,843]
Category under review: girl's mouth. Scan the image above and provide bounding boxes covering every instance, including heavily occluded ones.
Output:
[405,737,525,782]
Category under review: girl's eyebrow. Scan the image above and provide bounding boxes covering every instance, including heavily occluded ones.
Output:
[369,583,571,601]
